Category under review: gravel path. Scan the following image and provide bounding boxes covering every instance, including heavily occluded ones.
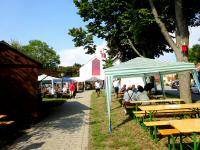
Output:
[8,90,92,150]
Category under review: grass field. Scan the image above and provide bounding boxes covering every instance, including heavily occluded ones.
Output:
[89,91,168,150]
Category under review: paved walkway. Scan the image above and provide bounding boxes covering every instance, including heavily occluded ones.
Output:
[8,90,92,150]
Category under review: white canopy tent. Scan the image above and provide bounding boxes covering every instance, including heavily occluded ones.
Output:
[38,74,61,94]
[104,57,196,133]
[38,74,61,82]
[85,76,104,82]
[70,77,86,82]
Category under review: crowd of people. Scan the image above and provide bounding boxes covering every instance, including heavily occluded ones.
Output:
[113,79,154,106]
[40,82,77,98]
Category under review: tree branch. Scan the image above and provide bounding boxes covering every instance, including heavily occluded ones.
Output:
[148,0,181,57]
[127,36,143,57]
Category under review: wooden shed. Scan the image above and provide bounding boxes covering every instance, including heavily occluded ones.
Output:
[0,41,42,119]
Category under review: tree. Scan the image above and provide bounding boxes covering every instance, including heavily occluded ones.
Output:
[189,44,200,64]
[61,63,82,77]
[103,56,113,69]
[69,0,173,62]
[10,40,23,50]
[148,0,200,102]
[21,40,60,68]
[70,0,200,103]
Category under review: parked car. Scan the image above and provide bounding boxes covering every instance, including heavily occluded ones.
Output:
[191,84,200,94]
[170,80,179,89]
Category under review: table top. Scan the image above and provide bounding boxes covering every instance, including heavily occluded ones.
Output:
[0,115,7,119]
[139,103,200,111]
[169,119,200,133]
[130,98,183,104]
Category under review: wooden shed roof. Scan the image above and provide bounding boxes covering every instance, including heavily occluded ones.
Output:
[0,41,42,68]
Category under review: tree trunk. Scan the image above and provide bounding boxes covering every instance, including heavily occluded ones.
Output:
[174,0,191,103]
[149,0,192,103]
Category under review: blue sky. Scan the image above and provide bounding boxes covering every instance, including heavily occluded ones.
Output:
[0,0,200,66]
[0,0,87,50]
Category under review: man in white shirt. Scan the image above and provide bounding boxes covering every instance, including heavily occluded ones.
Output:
[123,86,136,102]
[95,80,101,97]
[113,79,120,98]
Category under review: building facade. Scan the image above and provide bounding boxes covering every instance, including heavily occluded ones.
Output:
[79,56,105,81]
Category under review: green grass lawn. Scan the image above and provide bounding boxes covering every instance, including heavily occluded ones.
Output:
[89,91,168,150]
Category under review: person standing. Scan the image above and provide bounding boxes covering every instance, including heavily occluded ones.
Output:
[69,82,75,98]
[113,79,120,98]
[95,80,101,97]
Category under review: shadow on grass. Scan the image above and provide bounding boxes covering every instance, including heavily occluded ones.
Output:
[113,116,133,130]
[111,105,121,110]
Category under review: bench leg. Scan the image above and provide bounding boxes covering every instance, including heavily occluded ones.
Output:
[154,126,158,143]
[150,127,154,140]
[180,134,183,150]
[149,112,153,121]
[194,132,197,150]
[171,135,176,150]
[168,135,176,150]
[168,136,171,150]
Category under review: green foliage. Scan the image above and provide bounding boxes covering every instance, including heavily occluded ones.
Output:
[69,0,200,62]
[61,63,82,77]
[68,27,96,54]
[189,44,200,64]
[10,40,23,50]
[103,56,113,69]
[89,92,167,149]
[20,40,60,68]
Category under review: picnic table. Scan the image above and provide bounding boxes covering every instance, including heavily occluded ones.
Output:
[169,118,200,150]
[144,119,200,149]
[149,94,165,99]
[138,103,200,121]
[130,98,184,104]
[129,98,184,111]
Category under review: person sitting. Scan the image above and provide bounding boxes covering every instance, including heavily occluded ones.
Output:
[123,86,135,102]
[135,85,150,105]
[144,83,154,95]
[123,86,136,114]
[120,84,127,93]
[132,84,137,93]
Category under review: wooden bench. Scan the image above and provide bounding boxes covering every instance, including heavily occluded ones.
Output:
[134,109,192,114]
[0,121,15,125]
[144,120,170,142]
[144,120,170,127]
[133,109,196,121]
[158,129,180,150]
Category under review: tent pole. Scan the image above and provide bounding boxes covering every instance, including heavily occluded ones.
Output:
[51,80,54,95]
[105,75,113,133]
[159,73,165,97]
[143,75,147,85]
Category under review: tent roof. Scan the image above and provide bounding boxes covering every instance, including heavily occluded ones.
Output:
[63,77,76,82]
[85,76,103,82]
[104,57,195,77]
[71,77,85,82]
[38,74,61,81]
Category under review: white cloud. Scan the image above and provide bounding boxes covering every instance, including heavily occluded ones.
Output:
[60,27,200,66]
[58,42,107,66]
[59,47,93,66]
[157,27,200,62]
[156,52,176,62]
[189,26,200,47]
